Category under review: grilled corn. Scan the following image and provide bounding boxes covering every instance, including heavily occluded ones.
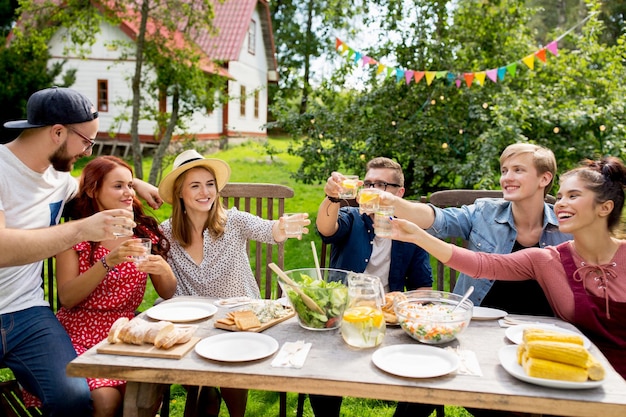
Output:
[522,328,585,346]
[586,354,606,381]
[525,341,590,368]
[523,357,588,382]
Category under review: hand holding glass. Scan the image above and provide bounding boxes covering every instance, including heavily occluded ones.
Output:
[338,175,360,199]
[133,238,152,263]
[374,206,394,237]
[282,213,305,238]
[113,210,134,237]
[358,188,381,214]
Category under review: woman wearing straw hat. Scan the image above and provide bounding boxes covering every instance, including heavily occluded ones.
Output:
[158,149,310,417]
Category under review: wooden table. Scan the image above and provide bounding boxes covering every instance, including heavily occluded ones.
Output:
[66,297,626,417]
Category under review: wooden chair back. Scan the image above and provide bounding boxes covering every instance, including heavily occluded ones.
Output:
[220,182,295,299]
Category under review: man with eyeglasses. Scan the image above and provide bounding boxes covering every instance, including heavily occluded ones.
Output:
[312,157,434,417]
[0,87,163,416]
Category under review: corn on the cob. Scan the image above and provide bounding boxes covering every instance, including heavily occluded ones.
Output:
[586,355,606,381]
[516,344,526,365]
[524,341,590,368]
[522,328,585,346]
[523,357,588,382]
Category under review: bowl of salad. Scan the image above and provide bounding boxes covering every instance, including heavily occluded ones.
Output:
[277,268,350,330]
[394,290,473,344]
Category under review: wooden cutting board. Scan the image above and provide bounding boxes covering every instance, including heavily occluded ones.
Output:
[214,310,295,332]
[97,337,201,359]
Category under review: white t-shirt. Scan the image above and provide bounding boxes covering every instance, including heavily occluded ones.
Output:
[0,145,78,314]
[364,236,392,292]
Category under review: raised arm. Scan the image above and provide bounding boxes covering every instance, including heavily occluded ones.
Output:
[0,209,135,268]
[387,217,454,263]
[379,192,437,229]
[316,172,348,236]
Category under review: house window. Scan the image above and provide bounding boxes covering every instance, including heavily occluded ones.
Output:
[248,20,256,55]
[254,90,259,119]
[240,85,246,117]
[97,80,108,112]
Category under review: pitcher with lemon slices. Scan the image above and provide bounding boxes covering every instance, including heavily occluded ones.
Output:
[341,273,386,348]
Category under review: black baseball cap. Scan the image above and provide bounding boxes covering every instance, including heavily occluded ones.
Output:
[3,87,98,129]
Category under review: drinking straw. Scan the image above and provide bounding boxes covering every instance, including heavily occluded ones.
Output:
[311,241,323,281]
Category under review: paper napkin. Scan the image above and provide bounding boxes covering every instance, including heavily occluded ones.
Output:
[271,340,312,369]
[445,347,483,376]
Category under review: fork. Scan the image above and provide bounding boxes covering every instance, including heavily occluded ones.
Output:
[281,340,306,366]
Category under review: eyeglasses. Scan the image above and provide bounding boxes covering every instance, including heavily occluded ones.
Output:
[66,126,96,151]
[363,181,402,191]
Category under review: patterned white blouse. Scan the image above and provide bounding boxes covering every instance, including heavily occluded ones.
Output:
[161,207,276,299]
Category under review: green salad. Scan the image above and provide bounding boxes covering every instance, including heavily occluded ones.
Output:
[284,273,348,329]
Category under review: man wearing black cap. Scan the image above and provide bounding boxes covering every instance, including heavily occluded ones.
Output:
[0,87,162,416]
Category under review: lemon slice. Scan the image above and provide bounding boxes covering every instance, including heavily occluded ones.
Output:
[342,179,359,189]
[359,191,379,204]
[343,306,384,327]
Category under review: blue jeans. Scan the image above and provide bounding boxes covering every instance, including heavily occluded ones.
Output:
[0,306,92,416]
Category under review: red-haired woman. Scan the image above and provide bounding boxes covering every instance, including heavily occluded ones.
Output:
[31,156,176,417]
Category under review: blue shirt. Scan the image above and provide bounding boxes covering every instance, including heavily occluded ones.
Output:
[318,206,433,292]
[428,198,571,306]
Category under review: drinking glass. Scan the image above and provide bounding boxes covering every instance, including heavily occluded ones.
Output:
[337,175,359,199]
[282,213,304,238]
[113,210,134,237]
[374,206,394,237]
[358,188,381,214]
[133,238,152,263]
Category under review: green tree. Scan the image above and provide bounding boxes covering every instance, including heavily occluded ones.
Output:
[276,0,626,198]
[0,0,75,143]
[270,0,366,115]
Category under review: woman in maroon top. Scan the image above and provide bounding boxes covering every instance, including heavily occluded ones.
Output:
[385,156,626,378]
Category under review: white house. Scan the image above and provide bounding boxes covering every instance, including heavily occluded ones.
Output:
[47,0,277,147]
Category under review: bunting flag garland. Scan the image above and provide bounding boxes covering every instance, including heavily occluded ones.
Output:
[335,37,559,88]
[334,12,595,88]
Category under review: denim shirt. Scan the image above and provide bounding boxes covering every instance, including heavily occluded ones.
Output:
[428,198,571,305]
[319,206,433,292]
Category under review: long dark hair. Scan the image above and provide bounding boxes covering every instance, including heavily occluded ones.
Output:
[66,156,170,263]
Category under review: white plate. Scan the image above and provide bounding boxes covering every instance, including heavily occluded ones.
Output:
[195,333,279,362]
[372,345,459,378]
[472,306,507,320]
[505,323,591,348]
[498,346,603,389]
[145,301,218,322]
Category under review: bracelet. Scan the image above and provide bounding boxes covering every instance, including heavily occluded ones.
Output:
[326,195,342,203]
[100,256,113,273]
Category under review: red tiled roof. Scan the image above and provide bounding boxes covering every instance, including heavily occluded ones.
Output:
[194,0,277,71]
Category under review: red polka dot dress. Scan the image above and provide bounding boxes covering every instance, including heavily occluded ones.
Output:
[23,238,152,407]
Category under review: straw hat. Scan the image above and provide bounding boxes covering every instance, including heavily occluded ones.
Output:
[158,150,231,204]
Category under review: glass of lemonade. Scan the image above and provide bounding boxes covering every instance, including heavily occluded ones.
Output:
[341,305,386,348]
[358,188,381,214]
[338,175,360,199]
[341,273,386,348]
[374,206,394,237]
